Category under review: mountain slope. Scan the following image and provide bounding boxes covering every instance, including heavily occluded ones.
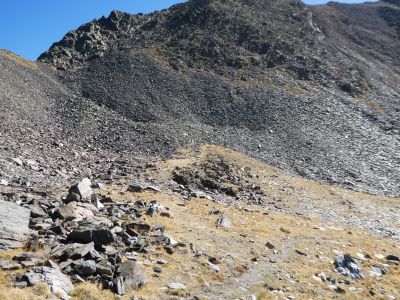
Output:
[1,0,400,196]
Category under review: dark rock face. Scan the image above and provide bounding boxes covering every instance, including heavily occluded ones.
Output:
[0,0,399,197]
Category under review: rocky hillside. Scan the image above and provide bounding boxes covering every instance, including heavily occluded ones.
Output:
[33,0,400,196]
[0,146,399,300]
[0,0,400,299]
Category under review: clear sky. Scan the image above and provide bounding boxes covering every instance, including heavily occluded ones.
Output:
[0,0,372,60]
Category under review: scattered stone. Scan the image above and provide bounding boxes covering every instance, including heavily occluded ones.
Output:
[370,264,387,277]
[334,254,364,279]
[12,158,23,166]
[96,262,113,276]
[14,281,28,289]
[146,206,158,217]
[115,261,147,293]
[312,275,322,282]
[22,266,74,299]
[0,179,8,186]
[67,178,93,202]
[295,249,307,256]
[207,261,221,272]
[114,276,125,295]
[216,213,231,228]
[157,259,168,265]
[153,267,162,273]
[75,260,97,276]
[241,296,256,300]
[156,234,178,246]
[30,205,47,218]
[167,282,187,290]
[208,256,221,265]
[13,252,36,262]
[91,182,104,189]
[386,255,399,265]
[69,221,115,245]
[20,261,36,268]
[0,260,21,270]
[160,209,173,218]
[127,182,144,193]
[265,242,275,249]
[0,199,30,249]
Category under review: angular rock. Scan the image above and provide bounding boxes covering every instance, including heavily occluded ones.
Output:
[75,260,97,276]
[127,182,144,193]
[126,222,151,236]
[69,221,115,246]
[55,202,78,220]
[67,178,93,202]
[116,261,147,292]
[334,254,364,279]
[370,264,387,277]
[51,242,95,260]
[0,260,21,270]
[22,266,73,299]
[114,276,124,295]
[0,199,30,249]
[30,205,47,218]
[265,242,275,249]
[207,261,221,272]
[96,262,113,276]
[60,202,95,221]
[12,158,23,166]
[216,213,231,228]
[167,282,187,290]
[386,254,400,265]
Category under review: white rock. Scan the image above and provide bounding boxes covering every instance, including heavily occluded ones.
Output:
[167,283,187,290]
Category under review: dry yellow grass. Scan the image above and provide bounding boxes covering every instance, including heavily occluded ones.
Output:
[0,49,37,69]
[1,145,399,299]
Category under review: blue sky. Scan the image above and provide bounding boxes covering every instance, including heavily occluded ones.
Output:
[0,0,372,60]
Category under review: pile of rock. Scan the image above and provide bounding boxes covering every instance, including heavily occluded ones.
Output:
[0,178,184,297]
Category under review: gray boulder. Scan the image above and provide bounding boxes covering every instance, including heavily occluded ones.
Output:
[23,266,73,299]
[30,205,48,218]
[51,242,95,260]
[74,260,97,276]
[69,221,115,246]
[0,199,30,249]
[55,202,94,221]
[67,178,93,202]
[216,213,231,229]
[114,261,147,295]
[334,254,364,279]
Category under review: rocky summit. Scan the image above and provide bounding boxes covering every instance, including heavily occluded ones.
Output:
[0,0,399,299]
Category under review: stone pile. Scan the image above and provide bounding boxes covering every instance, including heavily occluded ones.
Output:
[0,178,185,297]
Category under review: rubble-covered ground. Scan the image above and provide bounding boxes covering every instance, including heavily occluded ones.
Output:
[1,145,399,300]
[0,0,399,299]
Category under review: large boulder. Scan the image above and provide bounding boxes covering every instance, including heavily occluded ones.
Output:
[114,261,147,295]
[68,221,115,246]
[66,178,93,202]
[0,199,30,249]
[55,202,95,221]
[22,266,74,299]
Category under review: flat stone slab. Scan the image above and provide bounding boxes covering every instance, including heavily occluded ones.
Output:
[0,199,30,249]
[23,266,73,299]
